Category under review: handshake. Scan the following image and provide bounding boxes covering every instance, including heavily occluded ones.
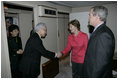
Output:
[55,51,63,58]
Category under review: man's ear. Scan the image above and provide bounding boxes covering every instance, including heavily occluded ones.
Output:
[96,14,100,20]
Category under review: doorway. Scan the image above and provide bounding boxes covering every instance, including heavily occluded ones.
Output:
[3,2,34,77]
[4,2,33,49]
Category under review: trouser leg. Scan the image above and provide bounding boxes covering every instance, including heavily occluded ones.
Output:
[72,62,83,78]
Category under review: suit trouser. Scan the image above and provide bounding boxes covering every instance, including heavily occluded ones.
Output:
[72,62,83,78]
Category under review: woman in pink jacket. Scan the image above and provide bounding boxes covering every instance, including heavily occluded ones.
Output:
[57,19,88,78]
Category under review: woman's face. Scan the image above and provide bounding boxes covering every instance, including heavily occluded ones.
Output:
[10,29,19,37]
[69,24,77,33]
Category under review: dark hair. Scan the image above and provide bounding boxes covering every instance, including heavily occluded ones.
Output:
[9,24,19,32]
[68,19,80,30]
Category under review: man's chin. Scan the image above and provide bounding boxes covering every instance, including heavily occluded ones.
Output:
[41,36,46,39]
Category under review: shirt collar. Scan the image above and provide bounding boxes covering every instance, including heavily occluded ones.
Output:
[93,22,104,32]
[36,32,41,38]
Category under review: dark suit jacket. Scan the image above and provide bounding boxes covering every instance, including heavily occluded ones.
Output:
[19,33,55,77]
[83,24,115,78]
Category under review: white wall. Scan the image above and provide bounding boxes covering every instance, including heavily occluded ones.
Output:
[19,12,33,49]
[5,1,71,25]
[70,3,117,53]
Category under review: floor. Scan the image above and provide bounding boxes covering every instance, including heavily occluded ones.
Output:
[55,54,72,78]
[54,54,117,78]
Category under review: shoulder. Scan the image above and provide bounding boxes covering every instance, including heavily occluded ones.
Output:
[30,33,39,39]
[99,25,114,38]
[68,34,73,39]
[8,36,13,41]
[94,27,114,42]
[7,37,11,43]
[98,24,112,34]
[17,36,21,40]
[99,31,114,40]
[103,26,114,35]
[8,36,11,40]
[30,33,42,43]
[80,31,88,37]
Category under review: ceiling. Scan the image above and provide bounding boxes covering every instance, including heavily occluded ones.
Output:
[50,1,116,8]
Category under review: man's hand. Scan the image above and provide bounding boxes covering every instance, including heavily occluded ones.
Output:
[56,51,62,58]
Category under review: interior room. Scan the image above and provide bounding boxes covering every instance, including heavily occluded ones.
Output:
[1,1,117,78]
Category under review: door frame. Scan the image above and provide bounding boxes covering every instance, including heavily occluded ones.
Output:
[1,2,35,77]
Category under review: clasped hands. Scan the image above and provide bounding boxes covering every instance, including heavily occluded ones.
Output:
[56,51,63,58]
[17,49,23,54]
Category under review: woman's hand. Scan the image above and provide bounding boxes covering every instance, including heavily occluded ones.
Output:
[56,51,62,58]
[17,49,23,54]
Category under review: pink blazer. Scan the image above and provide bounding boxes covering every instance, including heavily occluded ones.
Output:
[62,31,88,63]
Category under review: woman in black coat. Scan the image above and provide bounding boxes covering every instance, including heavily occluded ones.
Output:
[8,24,23,78]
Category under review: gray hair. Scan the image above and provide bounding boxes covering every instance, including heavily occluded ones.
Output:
[35,22,46,32]
[91,6,108,21]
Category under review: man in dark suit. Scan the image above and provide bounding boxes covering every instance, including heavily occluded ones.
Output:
[19,22,57,78]
[83,6,115,78]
